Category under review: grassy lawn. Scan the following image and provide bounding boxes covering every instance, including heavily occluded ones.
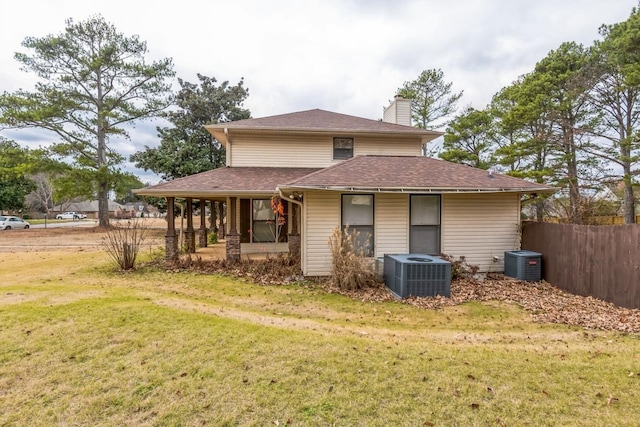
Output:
[1,250,639,426]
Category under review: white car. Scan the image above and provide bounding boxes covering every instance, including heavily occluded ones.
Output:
[55,211,87,220]
[0,215,30,230]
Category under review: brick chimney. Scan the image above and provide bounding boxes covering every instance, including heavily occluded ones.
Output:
[383,95,412,126]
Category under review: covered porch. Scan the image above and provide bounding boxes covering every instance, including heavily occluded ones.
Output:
[134,167,318,264]
[161,194,301,263]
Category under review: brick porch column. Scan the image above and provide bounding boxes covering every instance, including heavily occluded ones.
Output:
[198,199,208,248]
[185,197,195,253]
[226,197,240,262]
[165,197,178,262]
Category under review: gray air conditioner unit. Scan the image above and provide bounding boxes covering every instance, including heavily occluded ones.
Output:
[383,254,451,298]
[504,250,542,282]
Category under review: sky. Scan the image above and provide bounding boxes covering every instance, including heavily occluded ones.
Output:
[0,0,637,184]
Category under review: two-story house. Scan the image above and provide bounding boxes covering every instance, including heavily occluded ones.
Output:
[137,96,555,275]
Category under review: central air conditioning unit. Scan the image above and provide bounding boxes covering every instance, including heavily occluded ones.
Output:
[383,254,451,298]
[504,250,542,281]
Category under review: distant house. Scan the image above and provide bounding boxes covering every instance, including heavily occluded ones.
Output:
[53,200,124,219]
[136,97,556,275]
[120,201,161,218]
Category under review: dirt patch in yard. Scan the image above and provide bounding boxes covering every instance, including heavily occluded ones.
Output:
[0,226,166,252]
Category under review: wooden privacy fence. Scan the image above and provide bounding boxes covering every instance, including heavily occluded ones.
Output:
[522,222,640,309]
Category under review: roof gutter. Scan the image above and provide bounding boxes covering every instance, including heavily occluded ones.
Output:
[134,190,276,198]
[278,185,558,195]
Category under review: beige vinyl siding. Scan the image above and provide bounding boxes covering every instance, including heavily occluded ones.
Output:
[441,193,521,272]
[303,191,341,276]
[375,193,409,257]
[231,135,332,167]
[353,138,421,157]
[230,135,423,167]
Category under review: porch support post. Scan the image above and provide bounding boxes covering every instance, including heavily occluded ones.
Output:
[229,197,237,234]
[226,196,240,262]
[288,202,301,264]
[185,197,195,253]
[198,199,208,248]
[165,197,178,262]
[219,201,226,239]
[210,200,217,236]
[291,201,299,235]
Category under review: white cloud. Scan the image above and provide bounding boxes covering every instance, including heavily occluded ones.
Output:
[0,0,636,184]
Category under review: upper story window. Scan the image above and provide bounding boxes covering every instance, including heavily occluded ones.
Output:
[333,137,354,160]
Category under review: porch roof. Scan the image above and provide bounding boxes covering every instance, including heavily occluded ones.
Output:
[134,167,321,198]
[280,156,557,194]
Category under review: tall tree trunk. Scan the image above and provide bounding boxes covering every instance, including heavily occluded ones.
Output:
[98,180,109,227]
[563,126,581,225]
[96,70,109,228]
[621,132,636,224]
[623,172,636,224]
[535,198,545,222]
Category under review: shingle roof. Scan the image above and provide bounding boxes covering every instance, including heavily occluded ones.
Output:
[135,167,322,197]
[53,200,124,212]
[135,157,555,198]
[206,109,441,145]
[283,156,555,193]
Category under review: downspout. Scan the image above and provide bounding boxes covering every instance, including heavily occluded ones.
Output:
[277,186,303,234]
[224,128,231,167]
[277,187,303,208]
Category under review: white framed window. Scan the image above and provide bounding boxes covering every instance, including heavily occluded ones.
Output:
[410,195,441,254]
[333,137,354,160]
[342,194,374,256]
[252,199,276,242]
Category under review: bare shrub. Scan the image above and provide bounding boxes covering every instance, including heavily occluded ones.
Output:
[101,219,149,270]
[439,254,479,279]
[328,226,378,290]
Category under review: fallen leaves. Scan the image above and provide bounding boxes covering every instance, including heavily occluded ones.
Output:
[402,275,640,333]
[324,274,640,333]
